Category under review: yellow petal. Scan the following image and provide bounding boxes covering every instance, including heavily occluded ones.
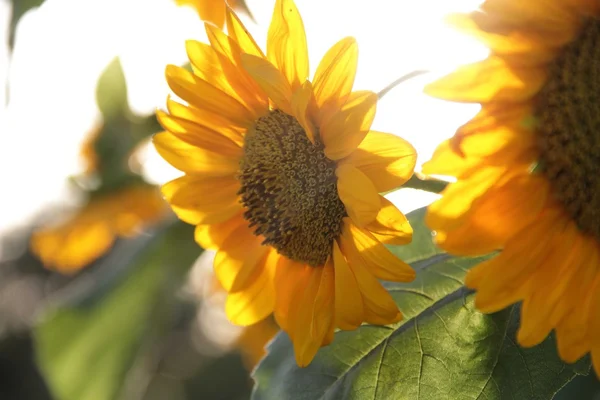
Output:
[426,165,510,231]
[321,91,377,160]
[421,139,485,178]
[241,54,293,114]
[214,224,269,292]
[289,263,335,367]
[341,218,415,282]
[365,196,413,246]
[424,56,547,103]
[153,132,241,176]
[226,250,278,326]
[332,240,364,330]
[343,239,401,325]
[436,174,549,255]
[161,175,242,225]
[336,163,380,227]
[166,96,244,146]
[185,40,234,95]
[204,24,269,117]
[481,0,578,37]
[31,220,114,274]
[267,0,309,90]
[342,131,416,192]
[165,64,255,127]
[291,80,317,143]
[448,13,558,66]
[157,110,242,157]
[194,212,246,250]
[312,37,358,116]
[274,258,312,332]
[225,6,265,58]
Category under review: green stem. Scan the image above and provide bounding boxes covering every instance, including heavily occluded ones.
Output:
[377,70,429,99]
[402,175,448,194]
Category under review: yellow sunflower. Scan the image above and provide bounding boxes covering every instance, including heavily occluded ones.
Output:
[423,0,600,372]
[175,0,244,28]
[154,0,417,366]
[31,185,168,274]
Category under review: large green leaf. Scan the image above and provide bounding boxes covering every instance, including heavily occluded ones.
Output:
[34,221,199,400]
[252,207,590,400]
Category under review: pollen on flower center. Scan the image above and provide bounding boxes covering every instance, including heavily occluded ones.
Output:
[536,17,600,238]
[238,110,347,266]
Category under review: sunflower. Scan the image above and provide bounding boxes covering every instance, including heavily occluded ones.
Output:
[422,0,600,372]
[174,0,246,28]
[154,0,417,366]
[31,185,168,274]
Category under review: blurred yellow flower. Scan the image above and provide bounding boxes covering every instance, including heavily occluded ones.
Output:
[422,0,600,372]
[31,185,169,274]
[175,0,241,28]
[155,0,417,366]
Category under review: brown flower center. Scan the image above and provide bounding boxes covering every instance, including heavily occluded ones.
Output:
[536,17,600,238]
[238,110,346,266]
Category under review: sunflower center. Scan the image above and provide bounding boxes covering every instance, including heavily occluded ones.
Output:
[536,17,600,238]
[238,110,346,266]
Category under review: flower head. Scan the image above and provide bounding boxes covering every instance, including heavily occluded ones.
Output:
[155,0,417,366]
[423,0,600,372]
[31,185,168,273]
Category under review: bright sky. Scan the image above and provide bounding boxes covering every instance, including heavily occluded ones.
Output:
[0,0,486,238]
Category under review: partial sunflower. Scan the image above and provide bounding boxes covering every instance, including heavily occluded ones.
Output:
[174,0,251,28]
[422,0,600,373]
[31,185,168,274]
[154,0,417,366]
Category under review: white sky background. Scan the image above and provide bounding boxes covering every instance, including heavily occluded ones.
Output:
[0,0,487,238]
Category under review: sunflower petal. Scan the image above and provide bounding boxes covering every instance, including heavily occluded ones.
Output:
[289,263,335,367]
[312,37,358,116]
[366,196,413,245]
[157,110,242,157]
[165,65,255,126]
[336,164,380,227]
[341,218,415,282]
[342,131,416,192]
[424,56,547,103]
[241,54,293,114]
[166,96,244,146]
[214,225,269,292]
[436,174,549,255]
[161,175,242,225]
[153,132,240,176]
[274,258,311,332]
[333,240,364,330]
[267,0,309,90]
[291,80,317,143]
[194,212,245,250]
[226,250,277,326]
[321,91,378,160]
[225,6,265,58]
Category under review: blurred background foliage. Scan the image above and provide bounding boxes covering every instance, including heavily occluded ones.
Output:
[0,2,275,398]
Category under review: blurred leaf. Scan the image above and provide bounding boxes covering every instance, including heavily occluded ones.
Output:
[252,208,590,400]
[34,221,200,400]
[9,0,46,48]
[96,58,128,123]
[87,57,162,194]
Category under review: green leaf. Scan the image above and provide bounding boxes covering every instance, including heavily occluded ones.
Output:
[34,221,200,400]
[96,57,128,122]
[9,0,46,49]
[252,207,590,400]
